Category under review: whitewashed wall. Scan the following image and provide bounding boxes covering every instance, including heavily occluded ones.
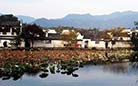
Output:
[81,39,131,49]
[31,39,132,49]
[110,41,131,48]
[33,40,64,48]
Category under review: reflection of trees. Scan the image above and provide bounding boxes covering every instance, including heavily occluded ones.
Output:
[102,63,130,74]
[102,62,138,75]
[129,52,138,62]
[130,62,138,71]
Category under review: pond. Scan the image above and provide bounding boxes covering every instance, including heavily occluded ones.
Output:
[0,62,138,86]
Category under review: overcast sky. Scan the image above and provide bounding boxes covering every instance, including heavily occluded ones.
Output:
[0,0,138,19]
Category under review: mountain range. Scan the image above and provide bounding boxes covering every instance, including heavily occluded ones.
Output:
[17,15,36,23]
[0,11,138,29]
[33,11,138,29]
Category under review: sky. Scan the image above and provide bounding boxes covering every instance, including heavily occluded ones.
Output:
[0,0,138,19]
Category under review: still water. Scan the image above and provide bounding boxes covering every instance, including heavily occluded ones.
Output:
[0,62,138,86]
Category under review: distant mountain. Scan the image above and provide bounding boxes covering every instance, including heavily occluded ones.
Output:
[17,15,35,23]
[1,11,138,29]
[33,11,138,29]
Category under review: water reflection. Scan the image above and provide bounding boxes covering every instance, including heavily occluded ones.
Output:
[102,63,130,74]
[102,62,138,75]
[1,62,138,86]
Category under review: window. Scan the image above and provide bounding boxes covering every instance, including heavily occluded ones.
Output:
[3,32,7,35]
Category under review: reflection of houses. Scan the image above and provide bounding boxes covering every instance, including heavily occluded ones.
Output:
[0,15,22,47]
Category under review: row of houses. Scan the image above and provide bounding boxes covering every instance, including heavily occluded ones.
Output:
[0,15,137,49]
[34,30,131,49]
[0,27,132,49]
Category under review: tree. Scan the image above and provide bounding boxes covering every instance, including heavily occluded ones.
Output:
[99,31,111,40]
[131,22,138,51]
[131,32,138,51]
[21,24,45,48]
[60,30,78,47]
[14,34,22,48]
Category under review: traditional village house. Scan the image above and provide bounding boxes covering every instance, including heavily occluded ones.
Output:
[32,29,64,48]
[109,28,131,49]
[32,29,83,48]
[81,36,106,49]
[0,15,23,48]
[24,27,132,49]
[76,32,84,48]
[78,28,132,49]
[77,29,106,49]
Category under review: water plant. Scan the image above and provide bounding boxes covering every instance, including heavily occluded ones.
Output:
[0,49,133,80]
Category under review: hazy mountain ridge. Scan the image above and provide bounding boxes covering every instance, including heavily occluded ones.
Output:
[33,11,138,29]
[17,15,36,23]
[0,11,138,29]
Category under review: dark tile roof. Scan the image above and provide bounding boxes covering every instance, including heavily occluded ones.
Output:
[47,33,61,40]
[0,21,20,27]
[83,33,97,40]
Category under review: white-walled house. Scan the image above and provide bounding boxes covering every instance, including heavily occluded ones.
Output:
[0,27,23,47]
[0,15,22,48]
[80,39,131,49]
[32,40,64,48]
[79,28,132,49]
[32,30,84,48]
[32,29,132,49]
[32,29,65,48]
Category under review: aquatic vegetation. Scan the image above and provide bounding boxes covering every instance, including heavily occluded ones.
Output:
[39,73,48,78]
[0,49,133,80]
[0,58,82,80]
[49,64,55,74]
[72,73,79,77]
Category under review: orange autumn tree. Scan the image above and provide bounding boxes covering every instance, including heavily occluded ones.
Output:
[60,30,78,47]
